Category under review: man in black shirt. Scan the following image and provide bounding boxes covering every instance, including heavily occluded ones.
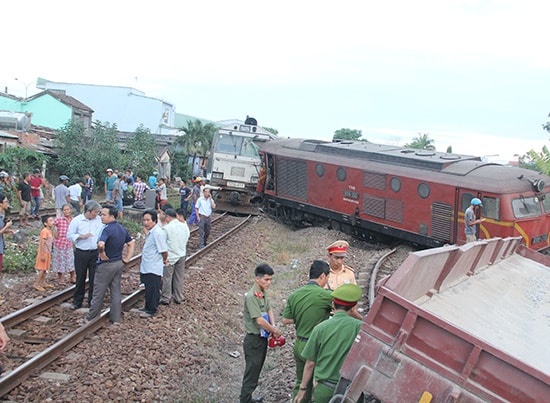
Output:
[17,172,32,227]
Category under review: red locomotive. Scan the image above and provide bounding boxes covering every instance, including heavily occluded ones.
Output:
[259,138,550,252]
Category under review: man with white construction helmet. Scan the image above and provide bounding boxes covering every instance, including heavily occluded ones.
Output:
[465,197,486,243]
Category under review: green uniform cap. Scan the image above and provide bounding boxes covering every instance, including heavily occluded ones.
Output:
[331,283,362,303]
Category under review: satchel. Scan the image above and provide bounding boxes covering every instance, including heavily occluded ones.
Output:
[133,200,146,209]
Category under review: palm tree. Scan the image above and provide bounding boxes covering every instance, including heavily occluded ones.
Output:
[524,146,550,175]
[175,119,218,176]
[405,133,436,151]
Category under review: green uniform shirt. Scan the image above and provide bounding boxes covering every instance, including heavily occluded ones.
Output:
[301,311,362,383]
[282,282,333,338]
[243,284,271,335]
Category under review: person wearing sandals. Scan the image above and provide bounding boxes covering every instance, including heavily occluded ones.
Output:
[33,216,55,291]
[52,204,75,284]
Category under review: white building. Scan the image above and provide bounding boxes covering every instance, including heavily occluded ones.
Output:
[36,77,176,135]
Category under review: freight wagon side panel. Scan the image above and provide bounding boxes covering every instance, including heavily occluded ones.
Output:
[339,238,550,402]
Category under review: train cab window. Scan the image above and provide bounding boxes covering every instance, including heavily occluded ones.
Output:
[241,139,259,158]
[337,167,347,182]
[461,193,474,212]
[215,134,244,155]
[481,196,499,220]
[512,196,542,219]
[417,183,430,199]
[541,193,550,213]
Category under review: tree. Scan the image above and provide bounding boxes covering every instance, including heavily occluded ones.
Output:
[264,127,279,136]
[55,120,90,178]
[519,115,550,174]
[85,121,123,187]
[175,119,218,176]
[521,146,550,175]
[446,145,453,154]
[126,124,157,176]
[405,133,436,151]
[0,147,47,176]
[333,128,364,142]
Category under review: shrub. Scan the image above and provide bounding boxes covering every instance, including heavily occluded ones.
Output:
[3,242,38,273]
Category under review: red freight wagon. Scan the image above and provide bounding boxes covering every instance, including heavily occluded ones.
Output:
[335,237,550,402]
[260,138,550,252]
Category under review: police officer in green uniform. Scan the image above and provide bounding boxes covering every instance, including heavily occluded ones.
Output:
[294,284,363,403]
[240,263,282,403]
[282,260,333,403]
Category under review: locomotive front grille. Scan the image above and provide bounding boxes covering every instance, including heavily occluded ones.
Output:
[230,166,246,177]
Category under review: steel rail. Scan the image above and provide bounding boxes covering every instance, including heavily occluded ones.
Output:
[368,248,396,309]
[0,214,250,398]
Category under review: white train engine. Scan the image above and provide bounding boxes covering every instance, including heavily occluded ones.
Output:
[208,117,276,214]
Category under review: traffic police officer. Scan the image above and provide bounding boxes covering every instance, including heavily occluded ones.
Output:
[325,240,356,290]
[295,284,363,403]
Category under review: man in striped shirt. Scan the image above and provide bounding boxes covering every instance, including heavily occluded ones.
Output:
[133,176,147,201]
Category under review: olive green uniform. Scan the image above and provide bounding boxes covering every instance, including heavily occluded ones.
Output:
[301,312,362,403]
[240,284,271,403]
[283,282,333,402]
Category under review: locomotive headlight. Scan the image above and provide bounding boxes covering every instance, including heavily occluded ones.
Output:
[212,172,224,180]
[250,175,259,184]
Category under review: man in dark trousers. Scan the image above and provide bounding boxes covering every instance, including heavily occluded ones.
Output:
[283,260,333,402]
[85,206,135,324]
[67,200,104,310]
[295,284,363,403]
[240,264,282,403]
[17,172,32,227]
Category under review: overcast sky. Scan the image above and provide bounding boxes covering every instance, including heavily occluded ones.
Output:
[2,0,549,162]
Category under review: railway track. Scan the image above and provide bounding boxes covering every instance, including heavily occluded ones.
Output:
[0,213,251,397]
[357,244,412,312]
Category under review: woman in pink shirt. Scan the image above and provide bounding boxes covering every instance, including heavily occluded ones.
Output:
[52,204,75,284]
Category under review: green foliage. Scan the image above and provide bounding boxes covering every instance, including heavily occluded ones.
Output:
[175,119,218,176]
[446,145,453,154]
[522,146,550,175]
[89,121,123,180]
[119,217,144,237]
[405,133,436,150]
[125,125,157,175]
[0,147,48,176]
[55,120,90,178]
[333,128,364,141]
[518,115,550,173]
[55,120,121,185]
[3,241,38,273]
[264,127,279,135]
[171,152,193,179]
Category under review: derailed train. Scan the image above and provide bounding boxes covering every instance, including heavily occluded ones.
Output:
[256,138,550,252]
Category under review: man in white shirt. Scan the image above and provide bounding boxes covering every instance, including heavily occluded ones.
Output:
[195,188,216,249]
[67,200,104,310]
[160,208,190,305]
[68,179,84,214]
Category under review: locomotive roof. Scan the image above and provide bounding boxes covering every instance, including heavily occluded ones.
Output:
[262,138,549,194]
[218,122,277,139]
[291,138,482,171]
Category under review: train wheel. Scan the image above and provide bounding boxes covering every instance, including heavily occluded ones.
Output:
[329,220,341,232]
